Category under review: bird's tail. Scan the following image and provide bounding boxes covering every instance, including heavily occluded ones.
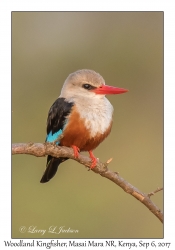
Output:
[40,155,68,183]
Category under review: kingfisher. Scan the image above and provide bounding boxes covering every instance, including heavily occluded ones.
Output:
[40,69,128,183]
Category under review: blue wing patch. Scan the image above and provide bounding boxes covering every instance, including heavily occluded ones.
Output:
[46,129,62,145]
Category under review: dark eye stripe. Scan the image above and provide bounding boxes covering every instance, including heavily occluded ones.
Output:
[82,84,96,90]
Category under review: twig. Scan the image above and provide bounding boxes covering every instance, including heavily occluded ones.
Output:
[12,142,163,223]
[148,187,163,198]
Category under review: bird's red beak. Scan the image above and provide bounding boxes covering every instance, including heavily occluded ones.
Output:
[92,85,128,95]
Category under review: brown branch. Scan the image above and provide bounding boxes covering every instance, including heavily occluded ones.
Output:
[12,142,163,223]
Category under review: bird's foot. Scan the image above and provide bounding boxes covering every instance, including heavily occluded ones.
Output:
[71,145,80,158]
[88,150,97,169]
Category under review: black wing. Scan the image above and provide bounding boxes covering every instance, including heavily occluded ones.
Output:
[40,97,74,183]
[46,97,74,136]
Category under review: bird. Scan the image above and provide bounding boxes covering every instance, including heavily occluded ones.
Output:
[40,69,128,183]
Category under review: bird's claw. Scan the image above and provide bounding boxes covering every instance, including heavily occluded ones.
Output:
[71,145,80,158]
[88,151,97,170]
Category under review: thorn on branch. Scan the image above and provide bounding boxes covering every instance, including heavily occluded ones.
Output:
[106,157,113,164]
[103,157,113,169]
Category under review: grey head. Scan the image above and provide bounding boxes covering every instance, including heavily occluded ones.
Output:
[60,69,106,100]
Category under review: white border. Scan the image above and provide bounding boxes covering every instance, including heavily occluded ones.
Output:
[1,0,175,248]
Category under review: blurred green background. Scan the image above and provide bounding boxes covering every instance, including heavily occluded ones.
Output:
[12,12,163,238]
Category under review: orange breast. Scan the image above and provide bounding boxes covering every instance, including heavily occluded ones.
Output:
[60,106,112,151]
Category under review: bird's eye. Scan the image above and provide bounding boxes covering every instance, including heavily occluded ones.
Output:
[82,84,96,90]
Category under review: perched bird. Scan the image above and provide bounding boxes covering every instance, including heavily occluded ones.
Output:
[40,69,128,183]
